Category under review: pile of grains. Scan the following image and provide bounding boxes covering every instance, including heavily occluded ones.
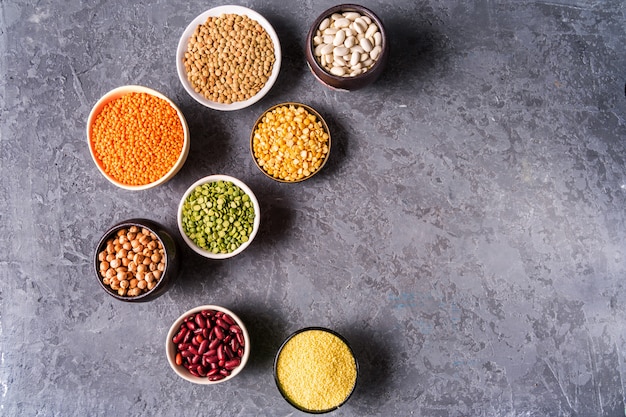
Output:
[90,92,184,186]
[183,13,276,104]
[251,104,330,182]
[180,180,256,254]
[276,329,357,412]
[312,11,382,77]
[97,226,166,297]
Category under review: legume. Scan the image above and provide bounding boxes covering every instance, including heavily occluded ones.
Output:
[172,309,246,381]
[181,180,255,254]
[312,11,382,77]
[252,104,330,182]
[276,329,357,412]
[183,13,275,104]
[98,226,166,297]
[91,92,184,186]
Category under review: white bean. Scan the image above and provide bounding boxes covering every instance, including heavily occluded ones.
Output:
[370,45,382,60]
[323,35,334,44]
[374,32,382,47]
[333,46,349,56]
[330,66,346,76]
[334,18,350,28]
[350,45,364,54]
[320,43,334,55]
[333,56,347,67]
[314,43,326,56]
[359,37,373,52]
[344,36,356,48]
[350,51,360,66]
[319,17,330,30]
[352,20,366,34]
[331,13,343,20]
[365,23,378,39]
[343,12,361,20]
[323,27,338,35]
[313,35,323,45]
[361,15,372,24]
[333,30,346,46]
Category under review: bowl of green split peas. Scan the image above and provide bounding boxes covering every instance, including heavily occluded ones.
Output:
[177,175,260,259]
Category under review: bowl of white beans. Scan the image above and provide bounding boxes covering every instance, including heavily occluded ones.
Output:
[305,4,388,91]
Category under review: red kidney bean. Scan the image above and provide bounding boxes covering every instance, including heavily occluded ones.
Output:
[224,358,241,370]
[195,314,206,329]
[198,339,209,355]
[173,309,245,381]
[172,328,188,344]
[214,326,225,340]
[216,318,230,330]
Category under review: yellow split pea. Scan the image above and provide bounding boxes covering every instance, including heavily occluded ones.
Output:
[252,104,330,182]
[276,329,357,412]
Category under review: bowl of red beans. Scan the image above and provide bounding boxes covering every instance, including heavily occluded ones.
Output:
[166,305,250,384]
[86,85,190,190]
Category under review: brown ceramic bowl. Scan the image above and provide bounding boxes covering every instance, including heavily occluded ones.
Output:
[250,102,331,183]
[94,218,180,302]
[305,4,388,91]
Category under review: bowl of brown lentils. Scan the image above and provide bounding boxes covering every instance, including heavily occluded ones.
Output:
[251,102,331,183]
[94,219,180,302]
[176,5,282,111]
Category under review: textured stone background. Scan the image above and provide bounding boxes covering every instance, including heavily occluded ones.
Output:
[1,0,626,416]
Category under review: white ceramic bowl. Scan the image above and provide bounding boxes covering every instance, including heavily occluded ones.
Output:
[176,5,282,111]
[166,305,251,384]
[177,175,261,259]
[87,85,190,190]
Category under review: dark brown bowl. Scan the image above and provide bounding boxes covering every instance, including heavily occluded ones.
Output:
[273,327,359,413]
[305,4,388,91]
[250,102,331,183]
[94,218,180,302]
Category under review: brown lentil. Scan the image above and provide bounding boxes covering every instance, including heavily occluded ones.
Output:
[276,329,357,412]
[98,226,166,297]
[252,104,330,182]
[91,92,184,186]
[183,13,275,104]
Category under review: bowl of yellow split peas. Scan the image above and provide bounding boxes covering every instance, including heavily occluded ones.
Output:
[250,102,331,183]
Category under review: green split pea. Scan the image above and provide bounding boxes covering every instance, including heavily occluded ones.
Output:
[182,180,255,254]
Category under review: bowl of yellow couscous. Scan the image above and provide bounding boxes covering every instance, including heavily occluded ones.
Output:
[274,327,358,413]
[250,102,331,183]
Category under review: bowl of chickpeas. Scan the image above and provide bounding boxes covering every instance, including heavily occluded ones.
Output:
[177,175,261,259]
[94,219,180,302]
[87,85,190,190]
[305,4,388,91]
[250,102,331,183]
[176,5,282,111]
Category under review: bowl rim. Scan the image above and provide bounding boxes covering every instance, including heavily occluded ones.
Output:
[86,85,190,191]
[177,174,261,259]
[250,102,332,183]
[273,326,359,414]
[94,218,173,302]
[165,305,251,384]
[306,4,387,90]
[176,5,282,111]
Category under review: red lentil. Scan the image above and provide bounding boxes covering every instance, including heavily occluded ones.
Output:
[91,92,184,186]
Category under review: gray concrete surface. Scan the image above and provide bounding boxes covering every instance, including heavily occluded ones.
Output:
[2,0,626,416]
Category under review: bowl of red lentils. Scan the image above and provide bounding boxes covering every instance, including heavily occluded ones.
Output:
[87,85,190,190]
[250,102,331,183]
[94,218,180,302]
[177,175,261,259]
[274,327,358,413]
[176,5,282,111]
[166,305,251,384]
